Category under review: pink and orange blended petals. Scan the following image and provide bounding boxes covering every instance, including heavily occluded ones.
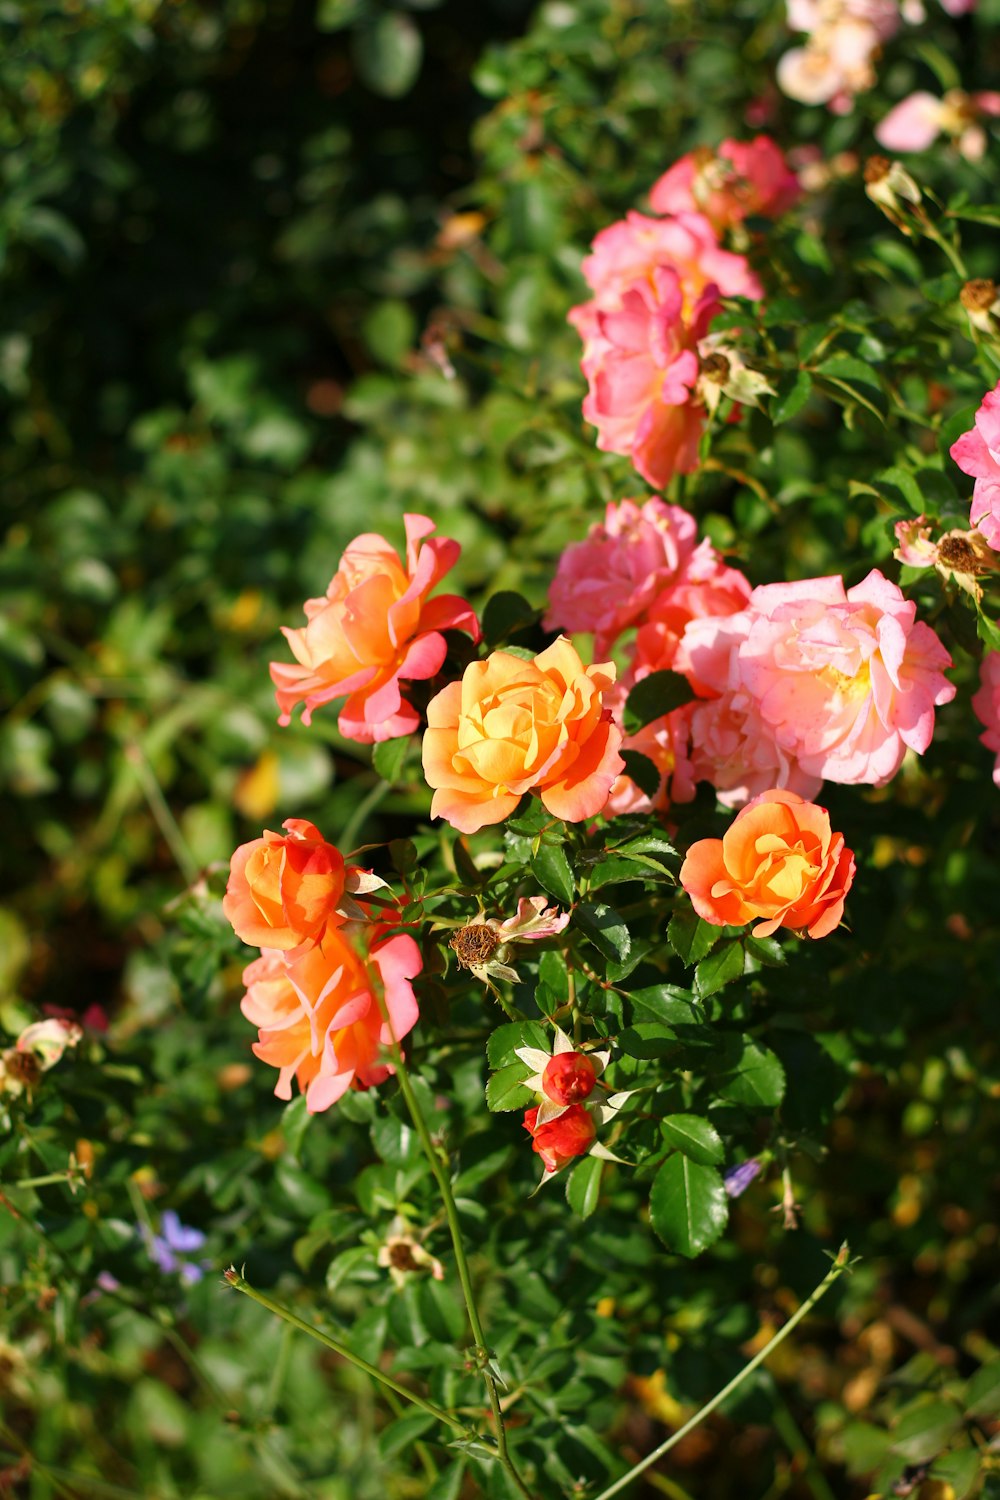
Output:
[270,513,479,742]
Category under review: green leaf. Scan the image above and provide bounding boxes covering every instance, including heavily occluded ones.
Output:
[816,354,883,391]
[533,841,575,906]
[623,671,697,734]
[371,1112,419,1166]
[620,749,661,799]
[373,735,410,783]
[378,1409,436,1459]
[617,1023,678,1059]
[649,1155,729,1258]
[486,1021,548,1069]
[660,1114,724,1166]
[717,1040,786,1108]
[352,13,423,98]
[876,465,925,515]
[281,1096,311,1159]
[574,902,630,964]
[965,1358,1000,1419]
[771,370,812,426]
[668,909,722,965]
[481,590,540,645]
[977,607,1000,653]
[931,1449,981,1500]
[694,938,746,999]
[485,1063,535,1113]
[629,985,704,1025]
[565,1156,603,1218]
[891,1400,963,1465]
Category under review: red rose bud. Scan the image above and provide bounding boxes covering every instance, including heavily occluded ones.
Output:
[523,1104,597,1173]
[542,1050,597,1106]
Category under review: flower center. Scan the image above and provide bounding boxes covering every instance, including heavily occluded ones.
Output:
[449,924,499,969]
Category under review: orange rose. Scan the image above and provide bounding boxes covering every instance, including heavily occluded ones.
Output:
[679,788,855,939]
[421,638,625,834]
[223,819,347,950]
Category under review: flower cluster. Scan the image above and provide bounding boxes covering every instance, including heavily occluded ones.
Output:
[515,1030,631,1182]
[224,818,421,1112]
[568,136,796,489]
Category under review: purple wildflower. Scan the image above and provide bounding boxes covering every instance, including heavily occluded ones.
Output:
[145,1210,208,1283]
[723,1159,762,1199]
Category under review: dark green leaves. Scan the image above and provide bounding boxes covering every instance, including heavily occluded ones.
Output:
[659,1114,724,1167]
[574,902,630,965]
[649,1155,728,1258]
[532,841,575,906]
[565,1156,603,1218]
[623,671,697,734]
[717,1041,786,1108]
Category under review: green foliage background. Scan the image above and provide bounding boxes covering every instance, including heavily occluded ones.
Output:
[2,1,1000,1497]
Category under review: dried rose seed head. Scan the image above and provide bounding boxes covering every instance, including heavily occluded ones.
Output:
[387,1240,422,1272]
[961,277,998,312]
[4,1051,41,1087]
[864,155,891,185]
[700,351,731,384]
[449,924,499,968]
[542,1050,598,1105]
[939,534,992,575]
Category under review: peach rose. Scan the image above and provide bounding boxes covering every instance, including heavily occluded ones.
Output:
[270,513,479,741]
[241,922,421,1113]
[680,788,856,939]
[421,639,625,833]
[223,819,347,951]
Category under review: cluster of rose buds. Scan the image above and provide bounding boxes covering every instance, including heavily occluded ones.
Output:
[515,1030,632,1184]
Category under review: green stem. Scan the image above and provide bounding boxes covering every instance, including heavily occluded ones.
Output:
[124,740,199,886]
[340,777,393,854]
[591,1249,850,1500]
[389,1052,535,1500]
[6,1170,79,1190]
[224,1269,475,1441]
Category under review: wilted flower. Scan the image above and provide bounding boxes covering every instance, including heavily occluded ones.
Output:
[16,1018,83,1069]
[377,1215,445,1289]
[960,278,1000,336]
[894,516,995,601]
[863,156,922,225]
[449,898,570,987]
[696,336,776,416]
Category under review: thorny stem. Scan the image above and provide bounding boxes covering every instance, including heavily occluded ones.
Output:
[224,1270,476,1441]
[590,1248,851,1500]
[388,1048,535,1500]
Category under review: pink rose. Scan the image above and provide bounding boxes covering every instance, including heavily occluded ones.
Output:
[649,137,801,232]
[544,497,699,655]
[630,544,753,684]
[605,698,696,818]
[687,690,823,808]
[737,571,955,784]
[950,383,1000,549]
[972,651,1000,786]
[876,90,1000,162]
[270,513,479,741]
[577,271,711,489]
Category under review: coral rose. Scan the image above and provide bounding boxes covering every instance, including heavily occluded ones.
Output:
[270,513,479,740]
[649,137,801,231]
[241,922,421,1113]
[523,1103,597,1174]
[972,651,1000,786]
[223,819,348,951]
[544,498,700,655]
[950,384,1000,550]
[680,788,856,939]
[422,639,625,833]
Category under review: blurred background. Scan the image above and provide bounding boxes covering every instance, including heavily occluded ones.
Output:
[3,2,1000,1497]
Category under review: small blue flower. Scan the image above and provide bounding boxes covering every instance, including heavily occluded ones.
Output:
[144,1210,208,1283]
[723,1159,762,1199]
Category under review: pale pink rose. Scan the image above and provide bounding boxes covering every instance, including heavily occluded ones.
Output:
[779,0,900,111]
[491,898,572,944]
[950,384,1000,550]
[877,90,1000,161]
[630,545,753,685]
[545,498,699,655]
[673,604,754,699]
[241,922,421,1113]
[738,571,955,784]
[577,271,710,489]
[972,651,1000,786]
[650,137,801,231]
[937,0,976,14]
[687,690,823,808]
[271,514,479,741]
[16,1018,83,1070]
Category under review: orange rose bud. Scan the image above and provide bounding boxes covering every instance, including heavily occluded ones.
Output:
[542,1051,597,1106]
[679,788,855,940]
[421,638,625,833]
[223,818,346,950]
[523,1103,597,1174]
